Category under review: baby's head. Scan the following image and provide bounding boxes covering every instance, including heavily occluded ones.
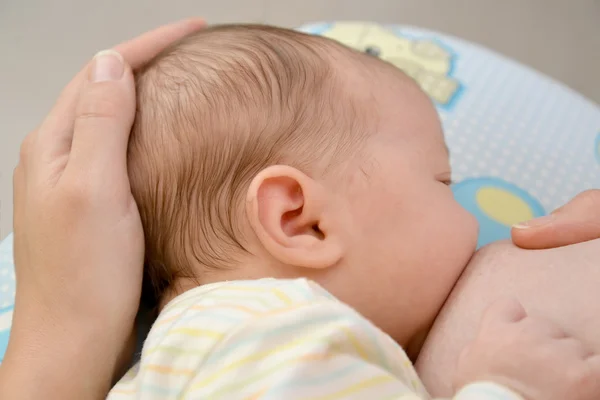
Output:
[129,24,478,346]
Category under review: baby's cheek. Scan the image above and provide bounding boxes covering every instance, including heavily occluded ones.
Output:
[434,203,478,270]
[452,206,479,262]
[463,209,480,250]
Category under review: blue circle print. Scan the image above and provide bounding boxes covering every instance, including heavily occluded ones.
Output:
[453,177,546,248]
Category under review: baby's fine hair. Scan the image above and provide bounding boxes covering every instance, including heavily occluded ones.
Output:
[128,24,369,304]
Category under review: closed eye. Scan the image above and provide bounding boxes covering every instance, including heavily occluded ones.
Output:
[436,173,453,186]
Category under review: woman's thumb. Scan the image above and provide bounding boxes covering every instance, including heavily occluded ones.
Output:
[511,190,600,249]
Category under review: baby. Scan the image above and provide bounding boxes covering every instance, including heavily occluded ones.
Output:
[107,24,551,399]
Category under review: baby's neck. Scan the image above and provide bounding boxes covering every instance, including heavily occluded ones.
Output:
[158,261,287,310]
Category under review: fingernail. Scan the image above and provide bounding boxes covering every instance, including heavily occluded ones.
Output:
[91,50,124,82]
[513,214,554,229]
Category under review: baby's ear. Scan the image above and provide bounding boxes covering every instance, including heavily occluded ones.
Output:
[246,165,344,269]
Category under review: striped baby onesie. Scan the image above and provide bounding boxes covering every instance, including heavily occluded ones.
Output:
[109,278,523,399]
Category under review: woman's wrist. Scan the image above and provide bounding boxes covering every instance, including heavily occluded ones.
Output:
[0,321,122,399]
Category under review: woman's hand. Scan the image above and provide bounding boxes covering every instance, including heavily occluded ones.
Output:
[455,299,600,400]
[0,18,205,399]
[512,190,600,249]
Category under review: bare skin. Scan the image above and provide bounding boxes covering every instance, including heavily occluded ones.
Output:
[415,237,600,396]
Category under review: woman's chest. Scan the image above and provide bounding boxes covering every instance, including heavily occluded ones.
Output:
[415,239,600,396]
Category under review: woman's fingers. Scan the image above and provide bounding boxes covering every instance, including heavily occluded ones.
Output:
[512,190,600,249]
[113,17,206,69]
[64,51,134,190]
[28,18,206,177]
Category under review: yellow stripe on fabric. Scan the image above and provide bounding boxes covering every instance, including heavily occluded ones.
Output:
[338,325,369,362]
[272,288,293,305]
[201,353,330,398]
[168,327,225,339]
[257,301,344,322]
[151,302,336,359]
[188,305,370,391]
[144,364,195,376]
[144,345,209,357]
[155,304,259,327]
[154,313,183,327]
[189,333,330,391]
[158,301,316,338]
[194,303,259,314]
[246,387,268,399]
[142,328,225,360]
[310,375,395,400]
[213,284,305,302]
